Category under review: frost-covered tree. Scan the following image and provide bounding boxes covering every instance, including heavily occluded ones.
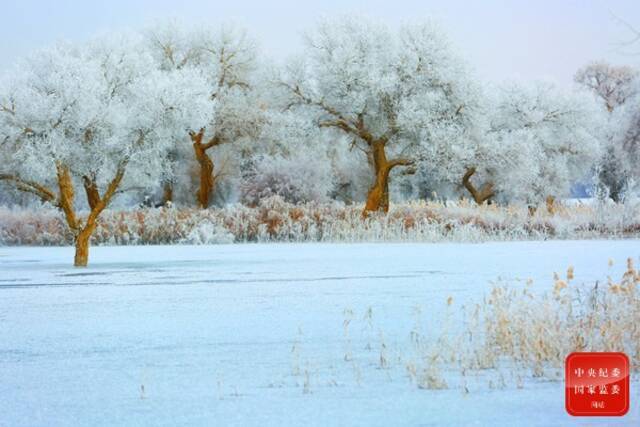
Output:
[574,62,638,112]
[614,100,640,195]
[0,35,209,266]
[421,80,605,207]
[575,61,640,201]
[146,23,265,208]
[482,81,603,206]
[278,16,480,215]
[416,98,489,204]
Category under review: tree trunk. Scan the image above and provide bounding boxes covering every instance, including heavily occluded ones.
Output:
[462,167,495,205]
[545,195,556,214]
[73,224,95,267]
[190,129,219,209]
[362,141,414,216]
[363,142,391,215]
[363,171,390,214]
[74,164,126,267]
[194,143,214,208]
[162,181,173,205]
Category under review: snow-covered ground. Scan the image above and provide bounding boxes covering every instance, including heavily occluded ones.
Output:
[0,241,639,426]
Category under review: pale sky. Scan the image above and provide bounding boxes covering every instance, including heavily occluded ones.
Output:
[1,0,639,84]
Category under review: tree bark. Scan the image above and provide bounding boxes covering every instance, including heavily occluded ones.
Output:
[82,176,100,211]
[545,195,556,214]
[74,222,96,267]
[194,143,214,208]
[364,142,391,214]
[190,129,220,209]
[362,141,413,216]
[162,181,173,205]
[462,167,495,205]
[56,163,78,230]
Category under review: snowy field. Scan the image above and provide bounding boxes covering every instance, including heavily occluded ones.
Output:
[1,241,639,426]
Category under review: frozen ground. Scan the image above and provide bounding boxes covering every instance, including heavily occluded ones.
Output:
[0,241,639,426]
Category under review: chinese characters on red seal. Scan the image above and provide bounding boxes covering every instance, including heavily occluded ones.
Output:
[565,352,629,417]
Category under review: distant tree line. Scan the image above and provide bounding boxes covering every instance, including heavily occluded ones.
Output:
[1,17,639,265]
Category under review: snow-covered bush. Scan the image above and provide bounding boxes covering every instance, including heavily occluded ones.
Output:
[181,219,234,244]
[241,154,334,205]
[240,110,337,205]
[0,206,72,245]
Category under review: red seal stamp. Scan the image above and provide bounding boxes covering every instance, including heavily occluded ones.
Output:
[565,352,630,416]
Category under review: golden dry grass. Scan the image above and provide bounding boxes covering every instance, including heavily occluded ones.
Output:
[410,258,640,388]
[1,196,639,245]
[289,258,640,393]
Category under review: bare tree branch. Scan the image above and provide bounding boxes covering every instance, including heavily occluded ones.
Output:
[0,174,57,204]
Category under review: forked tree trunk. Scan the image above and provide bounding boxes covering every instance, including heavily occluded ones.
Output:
[72,168,124,267]
[2,162,125,267]
[362,140,413,216]
[462,167,495,205]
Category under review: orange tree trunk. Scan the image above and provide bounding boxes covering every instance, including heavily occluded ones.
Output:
[364,144,391,214]
[362,141,413,216]
[363,167,389,216]
[82,176,101,211]
[72,167,125,267]
[364,175,390,213]
[56,164,79,230]
[162,181,173,205]
[545,195,556,214]
[462,167,495,205]
[74,221,96,267]
[190,129,219,209]
[194,143,214,208]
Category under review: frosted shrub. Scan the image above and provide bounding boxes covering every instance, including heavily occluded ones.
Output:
[1,199,640,246]
[0,206,72,245]
[241,153,335,205]
[181,219,234,245]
